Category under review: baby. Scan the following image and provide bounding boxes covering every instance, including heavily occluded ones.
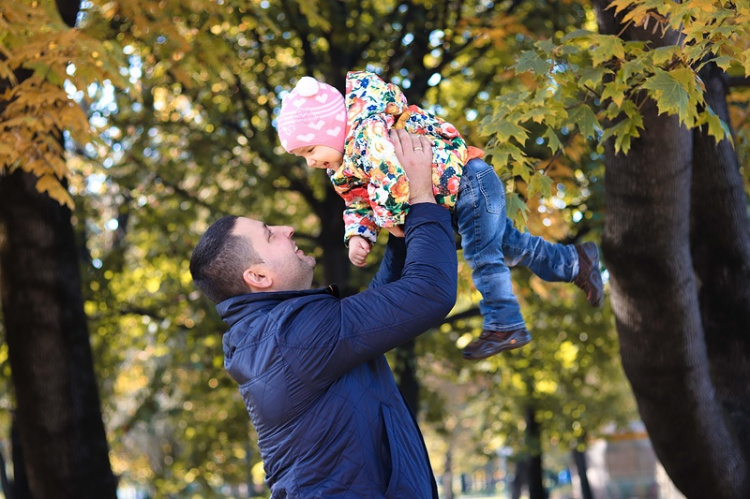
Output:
[277,71,603,360]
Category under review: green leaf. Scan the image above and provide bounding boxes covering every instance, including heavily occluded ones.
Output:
[697,107,733,146]
[483,119,529,144]
[525,106,554,124]
[591,35,625,66]
[506,192,529,230]
[543,127,563,153]
[669,67,697,92]
[641,69,690,120]
[528,173,553,199]
[618,58,647,84]
[577,66,609,90]
[601,79,629,107]
[600,114,644,155]
[562,29,594,42]
[568,105,601,140]
[535,39,556,56]
[495,91,532,111]
[710,55,733,72]
[483,142,527,168]
[515,50,549,75]
[651,46,679,66]
[512,160,532,183]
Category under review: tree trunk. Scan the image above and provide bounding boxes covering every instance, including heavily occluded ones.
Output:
[594,2,750,497]
[511,457,527,499]
[691,62,750,455]
[0,170,118,498]
[572,445,593,499]
[0,2,117,495]
[442,448,454,499]
[393,339,420,414]
[525,405,548,499]
[11,413,31,499]
[318,190,350,289]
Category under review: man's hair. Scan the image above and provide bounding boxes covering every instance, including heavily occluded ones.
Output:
[189,216,262,303]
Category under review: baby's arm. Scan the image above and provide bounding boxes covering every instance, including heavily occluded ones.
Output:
[348,235,373,267]
[329,170,380,244]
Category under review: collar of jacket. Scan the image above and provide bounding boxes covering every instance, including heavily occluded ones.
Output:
[215,284,340,327]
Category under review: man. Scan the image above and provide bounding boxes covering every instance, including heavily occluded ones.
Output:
[190,130,457,498]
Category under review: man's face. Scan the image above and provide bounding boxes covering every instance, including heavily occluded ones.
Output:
[291,145,344,170]
[232,217,316,291]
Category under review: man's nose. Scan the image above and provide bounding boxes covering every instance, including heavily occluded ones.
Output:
[280,226,294,237]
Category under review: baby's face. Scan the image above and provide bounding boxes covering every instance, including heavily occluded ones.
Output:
[291,145,344,170]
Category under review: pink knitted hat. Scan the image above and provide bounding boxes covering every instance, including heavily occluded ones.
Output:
[277,77,347,154]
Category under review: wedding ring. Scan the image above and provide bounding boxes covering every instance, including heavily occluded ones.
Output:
[413,147,423,151]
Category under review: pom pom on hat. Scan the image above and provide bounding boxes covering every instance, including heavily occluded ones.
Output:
[277,76,347,154]
[295,77,320,97]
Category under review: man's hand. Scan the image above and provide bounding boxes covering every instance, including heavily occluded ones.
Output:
[348,236,373,267]
[389,129,435,205]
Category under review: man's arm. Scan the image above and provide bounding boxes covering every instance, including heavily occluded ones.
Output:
[284,131,456,386]
[370,130,435,288]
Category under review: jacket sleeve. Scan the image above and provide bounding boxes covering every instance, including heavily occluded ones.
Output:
[328,167,380,244]
[281,203,457,388]
[369,234,406,289]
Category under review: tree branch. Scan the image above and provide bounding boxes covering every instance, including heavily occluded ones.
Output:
[441,307,481,326]
[727,76,750,87]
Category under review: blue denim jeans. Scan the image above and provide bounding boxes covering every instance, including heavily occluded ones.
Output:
[452,159,579,332]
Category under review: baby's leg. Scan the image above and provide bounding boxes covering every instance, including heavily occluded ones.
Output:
[455,159,525,333]
[502,222,578,282]
[501,200,604,306]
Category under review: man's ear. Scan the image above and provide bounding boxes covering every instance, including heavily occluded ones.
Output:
[242,264,273,292]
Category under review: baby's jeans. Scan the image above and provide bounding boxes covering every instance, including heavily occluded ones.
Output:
[452,158,579,332]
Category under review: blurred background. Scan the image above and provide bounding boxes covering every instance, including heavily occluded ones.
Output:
[1,0,748,498]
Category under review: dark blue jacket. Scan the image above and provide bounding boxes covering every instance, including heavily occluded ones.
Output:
[217,204,457,498]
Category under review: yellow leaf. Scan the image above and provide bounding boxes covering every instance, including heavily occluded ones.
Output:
[36,173,74,209]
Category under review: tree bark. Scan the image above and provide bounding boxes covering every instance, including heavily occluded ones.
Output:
[393,339,420,413]
[0,170,118,498]
[691,63,750,457]
[0,4,116,495]
[594,2,750,497]
[317,190,350,290]
[525,405,548,499]
[511,457,527,499]
[442,448,454,499]
[572,445,593,499]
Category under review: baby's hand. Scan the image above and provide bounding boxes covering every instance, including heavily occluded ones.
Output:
[387,225,405,238]
[348,236,373,268]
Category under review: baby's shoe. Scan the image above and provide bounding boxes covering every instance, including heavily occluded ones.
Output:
[462,327,532,361]
[574,242,604,307]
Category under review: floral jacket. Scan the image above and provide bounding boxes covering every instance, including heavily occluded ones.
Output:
[329,70,480,244]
